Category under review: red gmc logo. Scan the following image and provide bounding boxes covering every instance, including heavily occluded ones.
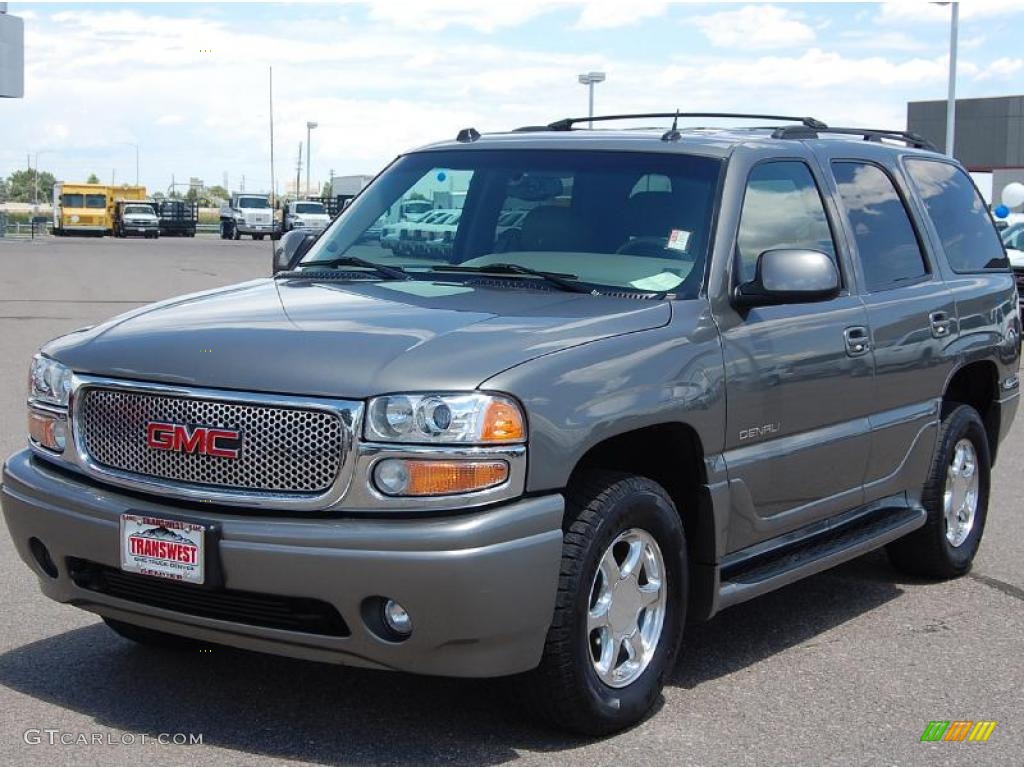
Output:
[145,422,242,459]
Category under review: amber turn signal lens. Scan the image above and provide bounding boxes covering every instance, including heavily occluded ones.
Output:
[28,409,66,452]
[373,459,508,496]
[481,400,525,442]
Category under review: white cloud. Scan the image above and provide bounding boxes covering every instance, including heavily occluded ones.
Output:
[693,4,815,50]
[2,3,1011,196]
[574,0,670,30]
[877,0,1024,24]
[364,0,555,33]
[974,57,1023,80]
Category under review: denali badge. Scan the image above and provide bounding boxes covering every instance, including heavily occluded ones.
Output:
[145,422,242,459]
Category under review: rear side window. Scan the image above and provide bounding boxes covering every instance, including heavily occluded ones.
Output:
[832,161,928,292]
[905,159,1008,272]
[736,161,837,283]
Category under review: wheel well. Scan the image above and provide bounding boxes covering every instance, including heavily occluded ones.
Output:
[568,423,713,564]
[943,361,999,461]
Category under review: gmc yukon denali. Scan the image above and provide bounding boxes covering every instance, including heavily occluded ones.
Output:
[3,113,1019,735]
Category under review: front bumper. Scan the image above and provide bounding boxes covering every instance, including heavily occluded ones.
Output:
[2,450,564,677]
[236,223,276,235]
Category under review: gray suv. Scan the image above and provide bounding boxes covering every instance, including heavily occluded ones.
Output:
[4,113,1019,735]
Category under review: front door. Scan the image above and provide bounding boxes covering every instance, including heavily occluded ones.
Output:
[717,159,874,552]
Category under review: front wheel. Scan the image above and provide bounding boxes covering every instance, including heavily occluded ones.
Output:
[516,471,686,735]
[887,404,990,579]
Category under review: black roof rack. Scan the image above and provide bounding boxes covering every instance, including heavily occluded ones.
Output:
[771,124,936,150]
[543,112,828,132]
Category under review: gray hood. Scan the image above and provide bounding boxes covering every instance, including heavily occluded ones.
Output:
[45,278,671,398]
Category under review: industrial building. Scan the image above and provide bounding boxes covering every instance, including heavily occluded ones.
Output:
[908,95,1024,205]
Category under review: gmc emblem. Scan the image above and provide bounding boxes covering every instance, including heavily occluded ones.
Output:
[146,422,242,459]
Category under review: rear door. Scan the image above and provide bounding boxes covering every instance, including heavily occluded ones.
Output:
[825,156,957,503]
[716,158,874,552]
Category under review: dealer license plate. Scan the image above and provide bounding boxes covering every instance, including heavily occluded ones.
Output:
[120,513,206,584]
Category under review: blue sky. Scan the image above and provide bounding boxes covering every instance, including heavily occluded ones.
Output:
[2,1,1023,197]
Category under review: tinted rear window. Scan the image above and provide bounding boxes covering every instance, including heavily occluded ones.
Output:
[832,161,928,292]
[905,159,1008,272]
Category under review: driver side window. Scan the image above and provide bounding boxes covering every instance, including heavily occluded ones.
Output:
[737,161,837,283]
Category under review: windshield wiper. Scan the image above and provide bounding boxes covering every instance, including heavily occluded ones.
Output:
[432,263,595,294]
[296,255,412,281]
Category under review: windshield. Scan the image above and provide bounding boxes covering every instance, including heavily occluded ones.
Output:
[62,194,85,208]
[294,202,325,214]
[85,194,106,209]
[124,205,153,216]
[238,197,270,209]
[301,149,722,296]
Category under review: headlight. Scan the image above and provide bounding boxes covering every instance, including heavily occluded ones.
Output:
[365,393,525,444]
[29,355,72,407]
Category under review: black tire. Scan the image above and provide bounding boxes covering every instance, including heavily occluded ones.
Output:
[103,617,200,649]
[516,471,686,736]
[887,404,990,579]
[232,227,241,241]
[254,234,264,240]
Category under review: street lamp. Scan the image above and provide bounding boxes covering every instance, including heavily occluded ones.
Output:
[113,142,140,185]
[577,71,606,129]
[306,121,318,197]
[934,1,959,157]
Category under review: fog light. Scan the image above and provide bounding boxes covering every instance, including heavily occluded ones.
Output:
[383,599,412,636]
[373,458,508,496]
[28,409,66,452]
[374,459,411,495]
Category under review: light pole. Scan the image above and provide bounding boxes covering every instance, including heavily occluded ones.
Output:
[944,2,959,158]
[577,72,606,129]
[306,121,318,197]
[32,149,55,207]
[113,142,139,185]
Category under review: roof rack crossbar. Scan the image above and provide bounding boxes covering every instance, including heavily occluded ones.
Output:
[818,127,937,151]
[770,124,937,151]
[545,112,827,132]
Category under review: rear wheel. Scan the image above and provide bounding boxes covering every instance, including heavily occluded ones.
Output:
[887,404,990,579]
[103,617,200,649]
[516,471,686,735]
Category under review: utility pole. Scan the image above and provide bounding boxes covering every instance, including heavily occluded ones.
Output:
[295,142,303,199]
[241,174,245,192]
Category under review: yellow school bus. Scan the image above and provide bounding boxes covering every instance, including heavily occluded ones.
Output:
[52,182,147,236]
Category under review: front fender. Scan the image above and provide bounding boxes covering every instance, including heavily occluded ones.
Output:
[480,300,727,493]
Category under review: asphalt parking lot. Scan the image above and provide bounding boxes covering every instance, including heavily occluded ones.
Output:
[0,235,1021,766]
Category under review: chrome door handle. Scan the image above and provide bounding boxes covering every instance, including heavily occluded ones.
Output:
[844,326,870,357]
[930,311,951,338]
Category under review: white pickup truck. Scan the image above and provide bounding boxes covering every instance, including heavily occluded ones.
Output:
[219,193,278,240]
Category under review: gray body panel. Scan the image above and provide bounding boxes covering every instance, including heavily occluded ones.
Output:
[2,451,563,677]
[5,127,1020,675]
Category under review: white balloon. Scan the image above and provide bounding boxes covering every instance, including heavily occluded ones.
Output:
[1001,182,1024,209]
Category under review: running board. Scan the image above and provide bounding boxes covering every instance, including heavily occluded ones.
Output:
[717,505,926,611]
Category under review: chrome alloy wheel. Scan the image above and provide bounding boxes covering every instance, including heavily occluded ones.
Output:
[587,528,667,688]
[944,438,980,548]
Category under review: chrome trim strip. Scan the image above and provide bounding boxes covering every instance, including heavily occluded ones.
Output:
[32,374,363,512]
[343,442,527,512]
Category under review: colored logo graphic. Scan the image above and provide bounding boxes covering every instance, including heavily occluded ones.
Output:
[920,721,997,742]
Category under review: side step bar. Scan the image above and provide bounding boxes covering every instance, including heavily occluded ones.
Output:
[717,505,926,611]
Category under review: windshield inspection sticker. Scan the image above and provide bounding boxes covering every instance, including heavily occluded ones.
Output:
[667,229,691,252]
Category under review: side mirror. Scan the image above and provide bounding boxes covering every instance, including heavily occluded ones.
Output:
[734,249,840,307]
[272,230,315,274]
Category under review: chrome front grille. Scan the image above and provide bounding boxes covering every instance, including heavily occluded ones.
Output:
[77,387,345,494]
